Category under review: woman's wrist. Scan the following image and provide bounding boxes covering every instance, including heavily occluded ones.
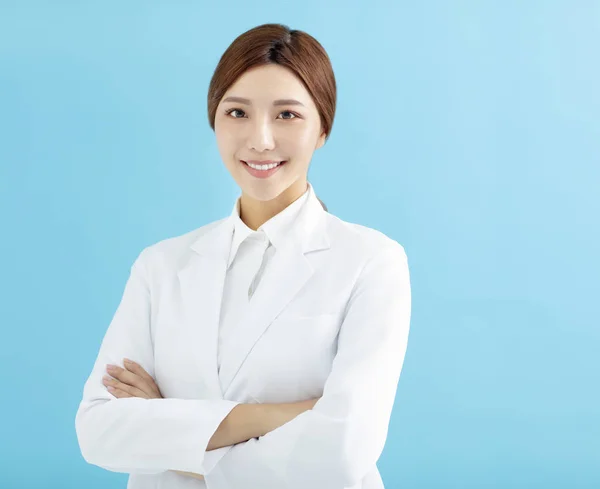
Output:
[259,398,319,435]
[207,398,319,451]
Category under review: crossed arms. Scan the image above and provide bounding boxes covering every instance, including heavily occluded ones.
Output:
[75,242,411,488]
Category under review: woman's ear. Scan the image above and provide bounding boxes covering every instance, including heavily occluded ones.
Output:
[315,131,327,150]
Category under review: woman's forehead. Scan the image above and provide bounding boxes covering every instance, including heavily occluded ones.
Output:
[224,66,312,103]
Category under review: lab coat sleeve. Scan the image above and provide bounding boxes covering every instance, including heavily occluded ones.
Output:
[75,247,240,475]
[203,241,412,489]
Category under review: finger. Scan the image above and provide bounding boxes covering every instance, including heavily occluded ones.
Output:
[123,360,162,397]
[107,386,133,398]
[123,359,156,385]
[112,380,149,399]
[107,364,140,386]
[107,365,152,394]
[104,375,149,399]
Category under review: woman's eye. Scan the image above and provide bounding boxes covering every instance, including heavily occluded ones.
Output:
[225,109,298,120]
[227,109,245,118]
[278,111,297,120]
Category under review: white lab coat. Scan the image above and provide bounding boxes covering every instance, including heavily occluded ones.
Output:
[75,185,412,489]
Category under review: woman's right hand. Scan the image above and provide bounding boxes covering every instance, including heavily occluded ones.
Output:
[268,397,321,432]
[297,397,320,410]
[172,397,321,481]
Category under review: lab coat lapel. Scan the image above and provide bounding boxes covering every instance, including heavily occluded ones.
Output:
[176,219,234,398]
[219,239,313,396]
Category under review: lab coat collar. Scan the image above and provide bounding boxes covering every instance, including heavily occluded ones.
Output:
[226,181,311,270]
[177,181,330,397]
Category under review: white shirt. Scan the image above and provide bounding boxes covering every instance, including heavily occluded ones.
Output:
[217,186,310,376]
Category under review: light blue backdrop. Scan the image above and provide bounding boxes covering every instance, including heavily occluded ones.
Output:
[1,2,598,488]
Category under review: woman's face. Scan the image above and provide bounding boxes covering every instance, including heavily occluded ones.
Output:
[214,64,326,203]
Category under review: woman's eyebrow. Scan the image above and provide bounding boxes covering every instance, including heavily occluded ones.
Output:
[222,96,305,107]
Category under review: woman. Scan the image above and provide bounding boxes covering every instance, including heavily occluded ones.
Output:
[75,23,411,489]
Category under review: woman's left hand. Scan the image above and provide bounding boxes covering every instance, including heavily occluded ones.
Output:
[103,359,163,399]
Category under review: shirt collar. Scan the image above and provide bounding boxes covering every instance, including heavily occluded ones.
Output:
[227,182,313,269]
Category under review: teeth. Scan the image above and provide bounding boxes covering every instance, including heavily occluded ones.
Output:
[246,161,281,170]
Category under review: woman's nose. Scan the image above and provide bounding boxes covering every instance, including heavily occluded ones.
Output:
[247,119,275,152]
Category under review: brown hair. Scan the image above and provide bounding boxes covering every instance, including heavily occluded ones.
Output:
[207,23,336,212]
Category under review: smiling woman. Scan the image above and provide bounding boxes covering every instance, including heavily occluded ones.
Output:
[75,21,411,489]
[208,23,335,225]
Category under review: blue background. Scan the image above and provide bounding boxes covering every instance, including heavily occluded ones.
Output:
[1,2,598,488]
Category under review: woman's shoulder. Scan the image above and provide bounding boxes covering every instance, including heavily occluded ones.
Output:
[325,212,407,261]
[132,218,227,273]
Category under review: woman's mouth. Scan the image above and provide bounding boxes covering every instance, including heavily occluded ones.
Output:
[241,160,287,179]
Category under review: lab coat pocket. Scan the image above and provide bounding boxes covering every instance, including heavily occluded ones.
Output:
[269,311,341,350]
[246,312,342,403]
